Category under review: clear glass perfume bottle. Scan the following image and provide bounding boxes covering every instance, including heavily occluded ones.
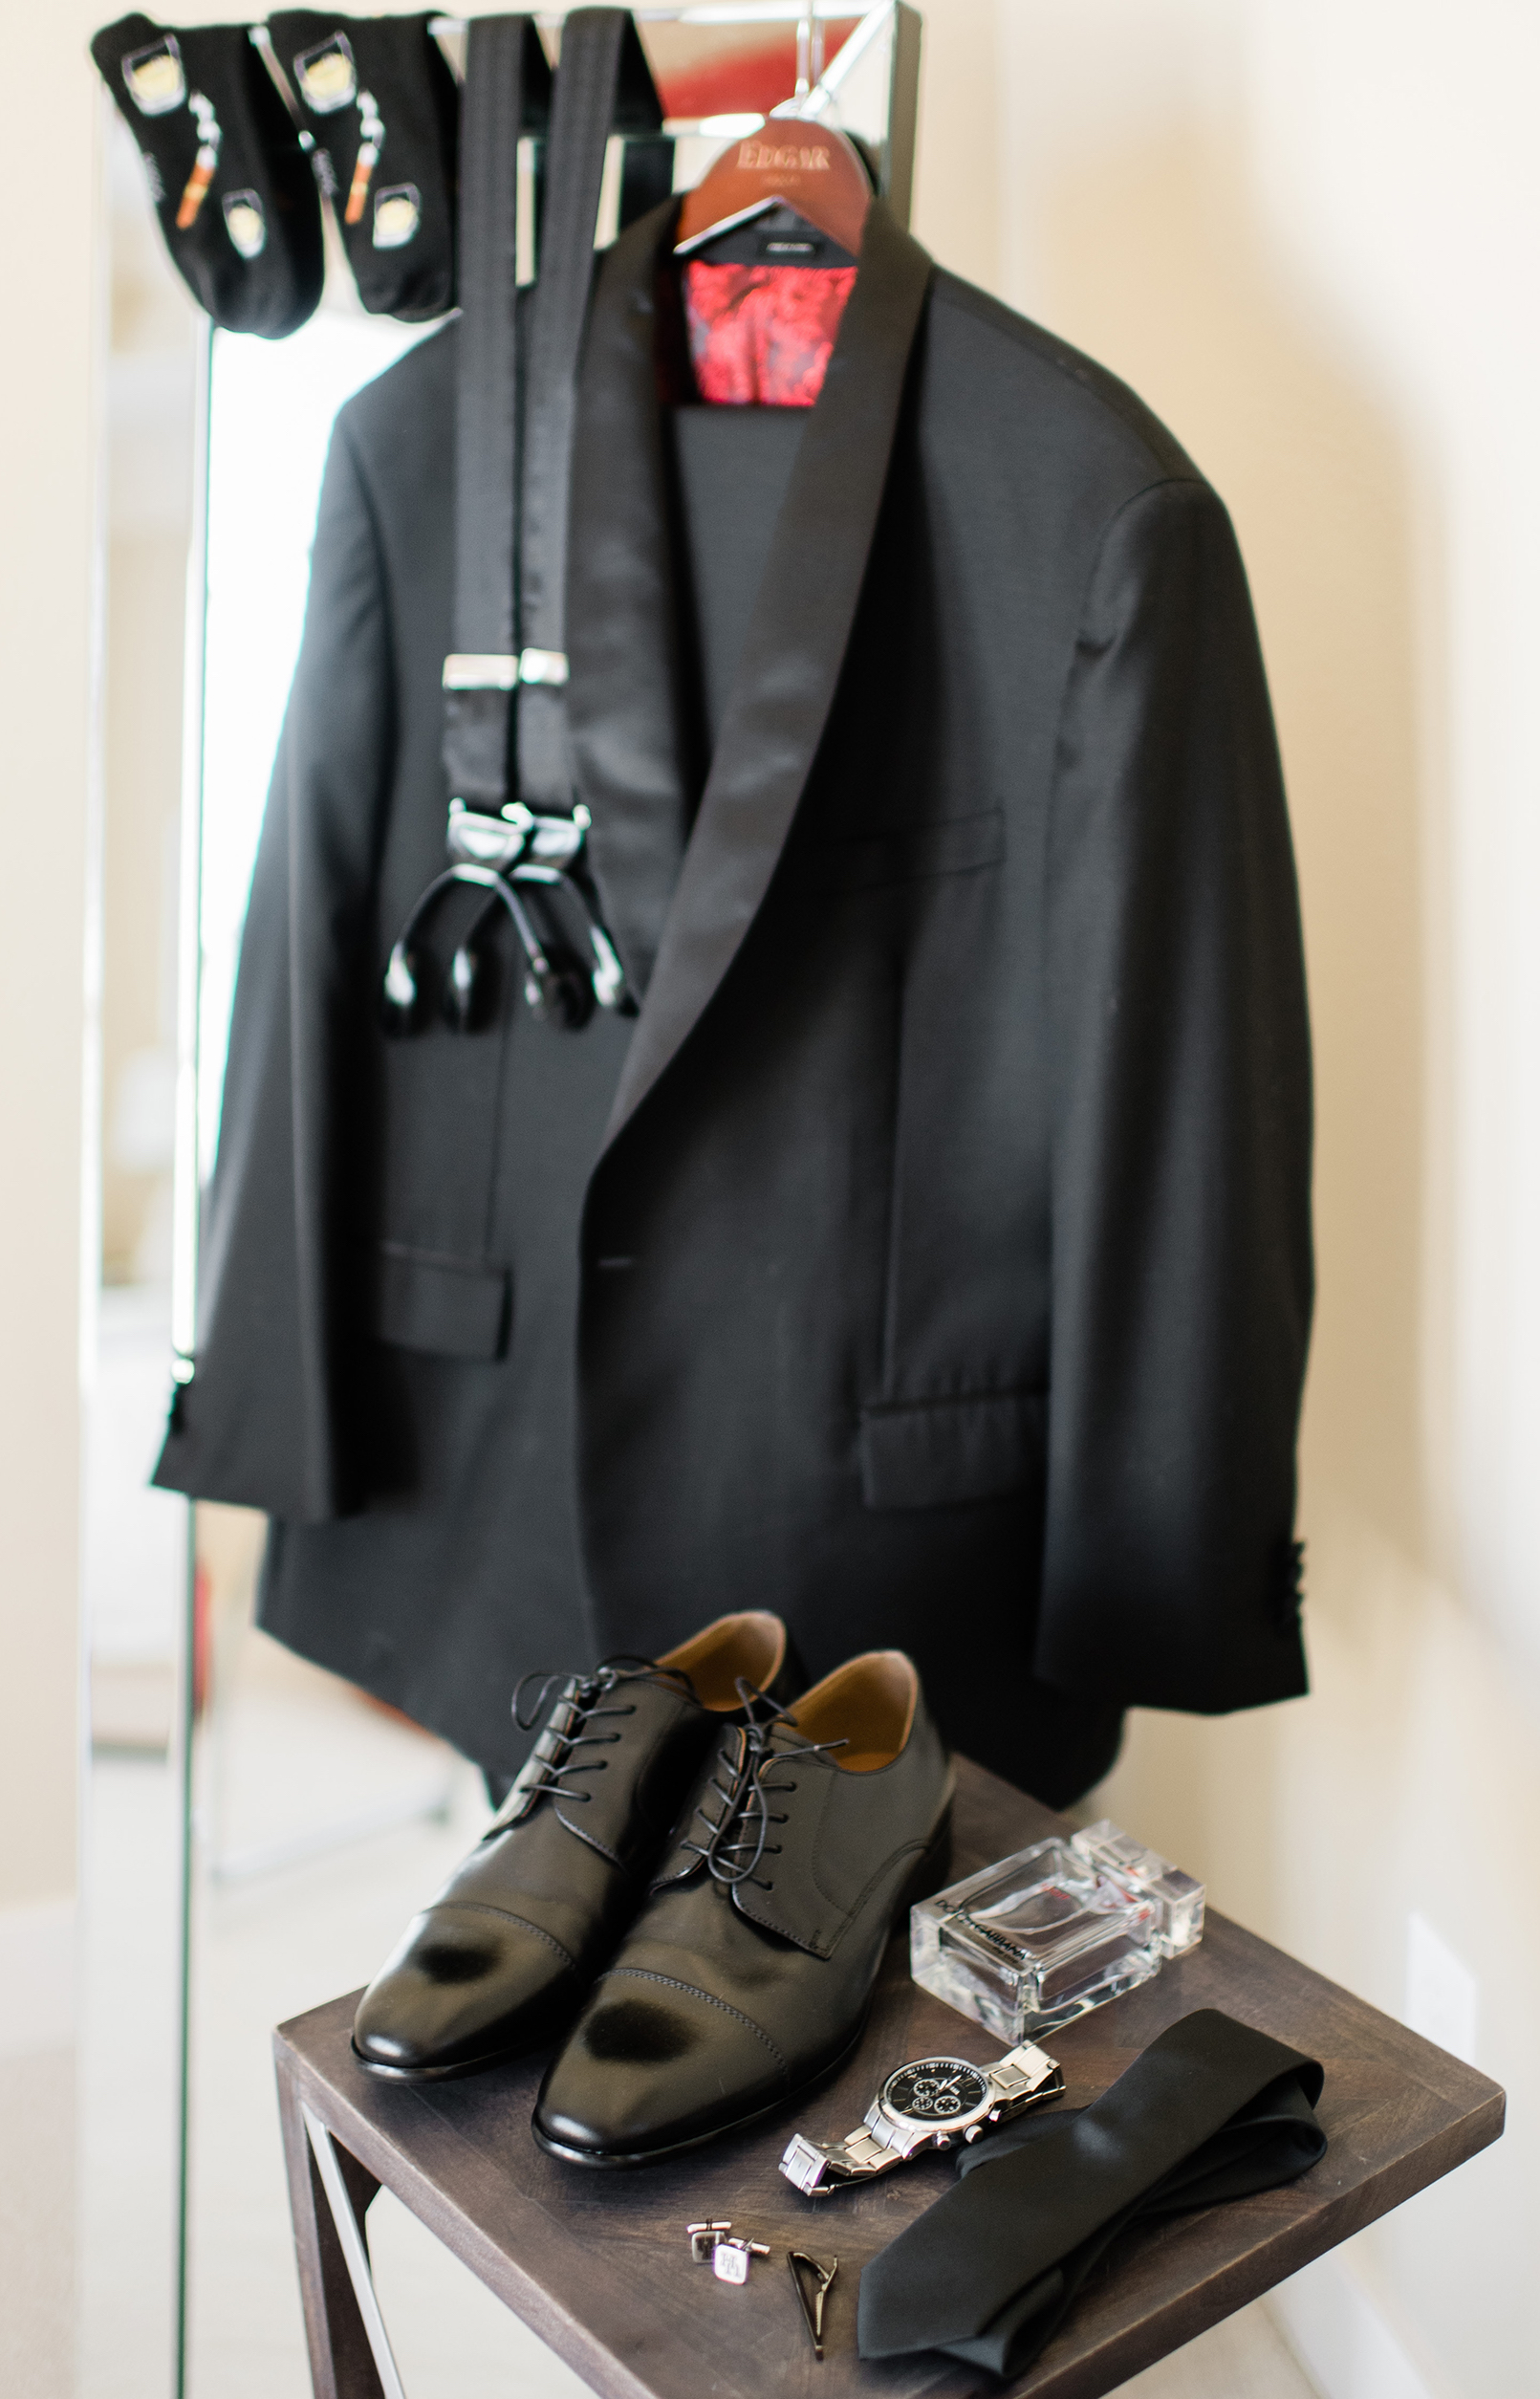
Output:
[910,1820,1205,2043]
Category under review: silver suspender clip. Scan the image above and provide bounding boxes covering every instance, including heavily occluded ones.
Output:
[383,654,633,1030]
[446,797,590,873]
[441,649,570,688]
[516,646,569,687]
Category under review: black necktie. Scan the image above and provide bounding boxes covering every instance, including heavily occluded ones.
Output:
[857,2008,1326,2377]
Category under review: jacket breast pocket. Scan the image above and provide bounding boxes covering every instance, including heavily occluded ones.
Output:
[812,807,1006,894]
[859,1388,1045,1511]
[375,1242,510,1362]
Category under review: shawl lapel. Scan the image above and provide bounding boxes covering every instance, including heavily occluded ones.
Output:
[572,198,933,1148]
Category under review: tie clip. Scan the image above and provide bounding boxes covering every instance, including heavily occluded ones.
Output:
[789,2251,839,2359]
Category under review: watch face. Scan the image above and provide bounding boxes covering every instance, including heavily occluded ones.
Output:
[882,2058,990,2126]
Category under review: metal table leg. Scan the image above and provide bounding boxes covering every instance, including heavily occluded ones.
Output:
[273,2047,402,2399]
[302,2107,408,2399]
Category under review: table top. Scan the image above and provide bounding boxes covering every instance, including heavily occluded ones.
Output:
[274,1756,1504,2399]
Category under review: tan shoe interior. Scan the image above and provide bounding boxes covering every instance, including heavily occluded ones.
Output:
[660,1610,786,1710]
[789,1650,918,1771]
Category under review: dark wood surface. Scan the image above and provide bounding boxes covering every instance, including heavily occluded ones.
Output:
[273,1756,1504,2399]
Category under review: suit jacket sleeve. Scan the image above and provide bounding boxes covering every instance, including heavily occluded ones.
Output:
[1038,476,1312,1712]
[153,418,393,1520]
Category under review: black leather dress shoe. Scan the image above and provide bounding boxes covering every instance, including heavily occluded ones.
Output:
[352,1612,792,2080]
[531,1650,953,2166]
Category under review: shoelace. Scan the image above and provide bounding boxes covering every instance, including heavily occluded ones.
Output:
[679,1685,848,1892]
[494,1657,695,1826]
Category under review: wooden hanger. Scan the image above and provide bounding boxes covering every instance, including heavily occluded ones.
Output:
[673,116,873,260]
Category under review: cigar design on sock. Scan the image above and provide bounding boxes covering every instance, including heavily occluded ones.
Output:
[291,30,355,210]
[177,91,222,229]
[269,10,466,317]
[94,12,325,337]
[289,33,385,229]
[119,33,224,239]
[344,91,384,225]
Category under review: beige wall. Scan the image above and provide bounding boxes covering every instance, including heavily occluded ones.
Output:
[0,8,109,2388]
[920,5,1540,2394]
[0,2,105,1911]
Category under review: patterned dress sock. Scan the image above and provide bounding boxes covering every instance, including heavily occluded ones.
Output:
[267,12,462,322]
[92,14,324,338]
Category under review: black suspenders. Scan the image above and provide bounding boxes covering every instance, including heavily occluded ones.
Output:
[385,11,664,1037]
[515,11,662,817]
[439,12,546,828]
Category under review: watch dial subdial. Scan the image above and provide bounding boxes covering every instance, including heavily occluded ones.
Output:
[883,2059,990,2124]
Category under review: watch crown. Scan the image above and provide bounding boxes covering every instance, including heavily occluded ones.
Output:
[965,2125,984,2142]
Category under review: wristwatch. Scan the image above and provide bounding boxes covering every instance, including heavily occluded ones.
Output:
[778,2040,1063,2195]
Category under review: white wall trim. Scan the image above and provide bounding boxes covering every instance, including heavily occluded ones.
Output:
[1269,2251,1441,2399]
[0,1898,78,2060]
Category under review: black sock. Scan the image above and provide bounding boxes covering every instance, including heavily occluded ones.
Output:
[92,15,324,338]
[267,13,460,322]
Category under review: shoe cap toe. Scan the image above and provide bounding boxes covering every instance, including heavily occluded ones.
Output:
[535,1972,787,2159]
[352,1904,575,2075]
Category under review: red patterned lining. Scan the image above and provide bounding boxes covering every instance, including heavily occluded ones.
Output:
[683,261,857,406]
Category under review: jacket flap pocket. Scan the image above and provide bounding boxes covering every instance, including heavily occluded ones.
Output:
[813,808,1006,894]
[860,1388,1044,1511]
[376,1243,510,1362]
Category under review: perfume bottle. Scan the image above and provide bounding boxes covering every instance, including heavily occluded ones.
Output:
[910,1820,1205,2043]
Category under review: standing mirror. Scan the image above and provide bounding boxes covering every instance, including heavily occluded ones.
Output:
[92,11,920,2393]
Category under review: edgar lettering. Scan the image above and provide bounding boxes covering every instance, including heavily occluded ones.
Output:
[735,142,831,172]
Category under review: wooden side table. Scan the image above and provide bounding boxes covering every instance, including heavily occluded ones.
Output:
[273,1756,1503,2399]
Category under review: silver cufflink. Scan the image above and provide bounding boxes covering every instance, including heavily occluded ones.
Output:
[712,2238,770,2285]
[685,2222,770,2281]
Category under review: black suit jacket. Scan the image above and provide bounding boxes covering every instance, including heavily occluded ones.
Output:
[156,202,1312,1799]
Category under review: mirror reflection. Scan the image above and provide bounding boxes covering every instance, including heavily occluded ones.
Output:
[99,12,918,2392]
[83,108,198,2399]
